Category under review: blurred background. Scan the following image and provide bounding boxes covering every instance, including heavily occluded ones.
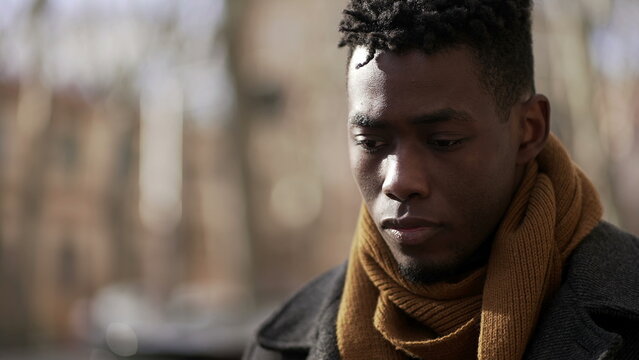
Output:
[0,0,637,359]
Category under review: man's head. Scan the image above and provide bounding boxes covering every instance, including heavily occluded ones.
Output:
[340,0,550,283]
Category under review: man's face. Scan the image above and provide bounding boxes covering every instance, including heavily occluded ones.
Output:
[347,46,523,283]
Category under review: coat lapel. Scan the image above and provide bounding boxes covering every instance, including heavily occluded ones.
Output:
[257,263,346,359]
[307,294,341,360]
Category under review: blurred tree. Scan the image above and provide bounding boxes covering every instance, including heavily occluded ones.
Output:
[223,0,257,308]
[2,0,51,346]
[537,0,621,224]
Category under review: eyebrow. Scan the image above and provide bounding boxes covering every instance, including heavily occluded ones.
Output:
[349,108,474,128]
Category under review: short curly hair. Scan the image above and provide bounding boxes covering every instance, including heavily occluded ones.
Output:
[338,0,535,117]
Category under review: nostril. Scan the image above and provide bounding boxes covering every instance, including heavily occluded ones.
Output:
[385,191,403,202]
[385,191,421,203]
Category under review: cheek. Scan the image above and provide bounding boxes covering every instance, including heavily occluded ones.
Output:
[349,148,381,201]
[441,141,517,222]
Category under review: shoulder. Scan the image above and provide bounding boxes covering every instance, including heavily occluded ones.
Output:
[572,220,639,258]
[243,263,347,360]
[565,221,639,302]
[525,222,639,359]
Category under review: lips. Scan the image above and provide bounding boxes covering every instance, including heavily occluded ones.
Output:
[381,217,443,246]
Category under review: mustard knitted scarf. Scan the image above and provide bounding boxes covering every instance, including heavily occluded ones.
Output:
[336,134,603,360]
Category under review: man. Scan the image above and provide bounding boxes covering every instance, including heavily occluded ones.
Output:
[244,0,639,359]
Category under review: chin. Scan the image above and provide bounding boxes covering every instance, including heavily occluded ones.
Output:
[397,258,465,284]
[390,230,493,284]
[392,243,482,284]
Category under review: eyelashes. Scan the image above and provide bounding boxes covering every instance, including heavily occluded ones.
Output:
[352,135,467,153]
[353,138,387,153]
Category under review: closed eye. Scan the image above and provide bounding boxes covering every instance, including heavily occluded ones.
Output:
[353,136,387,153]
[427,138,466,150]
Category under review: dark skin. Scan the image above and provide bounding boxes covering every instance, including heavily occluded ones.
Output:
[347,46,550,283]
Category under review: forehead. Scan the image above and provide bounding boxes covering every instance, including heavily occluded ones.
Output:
[347,46,492,120]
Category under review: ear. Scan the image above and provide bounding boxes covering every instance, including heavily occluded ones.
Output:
[516,94,550,165]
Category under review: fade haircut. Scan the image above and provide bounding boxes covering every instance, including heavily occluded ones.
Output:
[338,0,535,118]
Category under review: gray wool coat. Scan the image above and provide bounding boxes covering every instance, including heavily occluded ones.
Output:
[243,222,639,360]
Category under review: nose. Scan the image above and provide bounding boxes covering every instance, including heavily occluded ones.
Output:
[381,148,431,202]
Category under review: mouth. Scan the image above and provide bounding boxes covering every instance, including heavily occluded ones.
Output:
[381,217,443,246]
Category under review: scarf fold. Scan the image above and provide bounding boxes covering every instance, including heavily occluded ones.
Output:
[337,134,602,360]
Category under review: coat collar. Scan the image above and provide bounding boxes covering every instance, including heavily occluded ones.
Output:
[257,262,346,357]
[524,221,639,359]
[566,222,639,315]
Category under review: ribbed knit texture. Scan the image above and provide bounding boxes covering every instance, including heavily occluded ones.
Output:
[336,134,603,360]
